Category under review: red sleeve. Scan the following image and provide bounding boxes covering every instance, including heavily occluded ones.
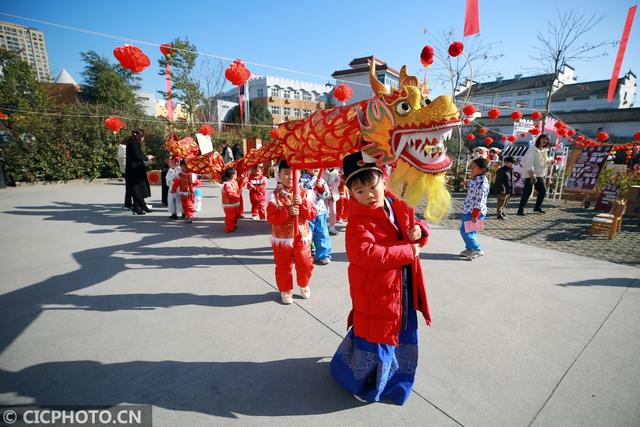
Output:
[267,198,291,226]
[346,219,414,270]
[299,193,317,221]
[417,219,430,247]
[171,177,180,193]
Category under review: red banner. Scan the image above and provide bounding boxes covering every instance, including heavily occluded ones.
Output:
[165,62,174,120]
[464,0,480,36]
[608,5,637,102]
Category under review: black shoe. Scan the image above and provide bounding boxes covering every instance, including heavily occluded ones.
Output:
[181,214,186,219]
[132,209,146,215]
[533,208,546,213]
[497,215,505,220]
[516,210,525,216]
[168,214,178,220]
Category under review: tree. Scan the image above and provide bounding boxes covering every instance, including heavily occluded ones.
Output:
[79,50,142,115]
[0,48,48,112]
[530,11,609,128]
[195,57,227,123]
[226,100,273,139]
[158,37,204,123]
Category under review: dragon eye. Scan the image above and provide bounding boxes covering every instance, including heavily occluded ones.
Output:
[421,98,432,107]
[396,101,411,115]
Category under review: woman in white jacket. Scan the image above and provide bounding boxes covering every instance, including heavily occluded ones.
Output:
[517,134,552,215]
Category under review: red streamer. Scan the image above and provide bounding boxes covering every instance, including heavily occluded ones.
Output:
[608,5,637,102]
[165,62,174,121]
[464,0,480,36]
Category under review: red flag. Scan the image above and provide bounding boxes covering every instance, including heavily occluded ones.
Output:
[464,0,480,36]
[608,5,637,102]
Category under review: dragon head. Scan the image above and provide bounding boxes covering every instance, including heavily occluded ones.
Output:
[360,61,461,221]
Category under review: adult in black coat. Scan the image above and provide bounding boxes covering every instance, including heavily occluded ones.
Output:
[125,129,153,215]
[495,156,515,220]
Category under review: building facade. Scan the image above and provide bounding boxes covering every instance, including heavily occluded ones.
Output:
[222,76,332,125]
[331,56,401,103]
[0,21,51,82]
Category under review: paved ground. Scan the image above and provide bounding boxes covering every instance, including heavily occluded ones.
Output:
[439,193,640,267]
[0,180,639,426]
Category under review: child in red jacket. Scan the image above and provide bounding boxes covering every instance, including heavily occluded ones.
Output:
[171,160,201,223]
[267,159,317,305]
[221,167,242,233]
[248,165,267,220]
[330,151,431,405]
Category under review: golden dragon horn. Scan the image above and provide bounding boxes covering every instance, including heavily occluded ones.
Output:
[369,58,388,96]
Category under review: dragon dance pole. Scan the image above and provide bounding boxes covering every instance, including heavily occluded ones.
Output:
[165,62,174,121]
[293,168,300,238]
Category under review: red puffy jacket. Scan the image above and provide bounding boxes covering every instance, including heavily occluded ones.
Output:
[345,191,431,346]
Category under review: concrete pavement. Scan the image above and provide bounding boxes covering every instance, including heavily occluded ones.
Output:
[0,180,638,426]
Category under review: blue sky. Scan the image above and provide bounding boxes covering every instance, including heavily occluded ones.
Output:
[2,0,638,100]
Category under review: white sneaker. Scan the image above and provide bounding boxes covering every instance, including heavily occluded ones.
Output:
[299,286,311,299]
[281,291,293,304]
[353,394,368,403]
[459,249,472,257]
[329,227,338,235]
[252,216,259,220]
[466,250,485,260]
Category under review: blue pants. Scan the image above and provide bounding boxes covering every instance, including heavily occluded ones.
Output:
[309,212,332,261]
[460,213,484,251]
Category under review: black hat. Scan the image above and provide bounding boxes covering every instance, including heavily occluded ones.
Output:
[342,151,383,185]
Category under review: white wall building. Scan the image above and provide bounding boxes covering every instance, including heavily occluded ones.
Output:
[550,71,636,112]
[0,21,51,82]
[331,56,400,103]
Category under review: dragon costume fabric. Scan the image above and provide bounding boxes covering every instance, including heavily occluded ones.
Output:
[165,61,461,222]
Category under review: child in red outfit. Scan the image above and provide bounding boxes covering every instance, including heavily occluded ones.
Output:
[248,165,268,220]
[266,159,318,305]
[171,160,201,223]
[221,167,242,233]
[330,151,431,405]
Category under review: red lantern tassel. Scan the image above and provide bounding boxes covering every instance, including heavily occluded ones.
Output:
[608,5,637,102]
[165,61,174,121]
[238,87,244,123]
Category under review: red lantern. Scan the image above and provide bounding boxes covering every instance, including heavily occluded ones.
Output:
[596,131,609,142]
[508,135,517,142]
[520,133,527,138]
[448,41,464,57]
[576,135,585,142]
[510,110,523,120]
[567,129,576,137]
[160,43,173,56]
[225,59,251,86]
[333,84,353,103]
[0,111,7,120]
[462,104,476,116]
[147,170,162,185]
[104,116,124,133]
[113,44,151,73]
[485,137,494,145]
[531,111,542,120]
[479,127,487,135]
[501,135,508,141]
[554,121,565,130]
[420,45,435,68]
[198,124,214,136]
[488,108,501,120]
[270,128,279,139]
[529,127,541,136]
[463,118,472,125]
[466,133,476,141]
[633,131,640,141]
[558,129,568,138]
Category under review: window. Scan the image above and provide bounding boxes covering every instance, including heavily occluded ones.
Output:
[553,98,567,102]
[294,108,301,116]
[315,93,323,102]
[533,98,546,107]
[271,106,281,115]
[502,92,513,97]
[271,87,280,97]
[257,88,264,97]
[573,96,589,101]
[283,89,291,99]
[484,95,492,100]
[293,91,299,99]
[517,90,530,95]
[516,100,529,108]
[376,72,385,84]
[534,89,546,94]
[499,102,511,108]
[283,107,291,116]
[303,109,312,117]
[302,91,311,101]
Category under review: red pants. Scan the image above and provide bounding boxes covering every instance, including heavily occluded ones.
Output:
[250,196,266,219]
[223,206,241,232]
[180,195,195,219]
[336,197,348,221]
[272,240,313,292]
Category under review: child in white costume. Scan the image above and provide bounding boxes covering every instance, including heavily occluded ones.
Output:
[166,159,183,220]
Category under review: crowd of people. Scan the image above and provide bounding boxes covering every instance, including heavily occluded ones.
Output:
[119,129,560,404]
